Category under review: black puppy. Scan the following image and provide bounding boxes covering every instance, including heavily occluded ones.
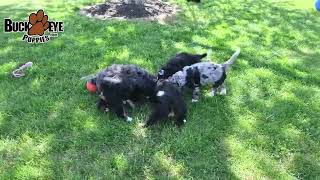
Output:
[144,81,187,127]
[94,64,156,121]
[157,52,207,80]
[93,64,154,93]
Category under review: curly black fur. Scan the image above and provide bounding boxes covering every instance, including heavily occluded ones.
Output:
[94,64,157,120]
[92,64,155,93]
[145,81,187,127]
[157,52,207,80]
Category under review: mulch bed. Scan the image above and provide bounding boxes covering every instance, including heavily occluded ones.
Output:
[80,0,178,21]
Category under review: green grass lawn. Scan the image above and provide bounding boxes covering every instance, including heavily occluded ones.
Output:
[0,0,319,179]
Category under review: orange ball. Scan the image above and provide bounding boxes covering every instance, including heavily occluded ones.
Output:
[86,81,97,93]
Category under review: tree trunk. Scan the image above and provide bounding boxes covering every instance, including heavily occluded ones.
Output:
[125,0,144,5]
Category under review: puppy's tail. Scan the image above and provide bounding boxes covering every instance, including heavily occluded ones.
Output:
[223,48,241,71]
[195,53,207,60]
[200,53,207,59]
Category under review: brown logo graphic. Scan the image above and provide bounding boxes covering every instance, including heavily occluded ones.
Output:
[28,10,49,36]
[4,9,64,43]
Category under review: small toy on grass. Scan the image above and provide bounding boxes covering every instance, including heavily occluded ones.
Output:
[12,61,33,78]
[81,74,98,93]
[86,80,97,93]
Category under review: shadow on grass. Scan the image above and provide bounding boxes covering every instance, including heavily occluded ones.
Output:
[177,0,320,178]
[0,0,319,179]
[0,1,236,178]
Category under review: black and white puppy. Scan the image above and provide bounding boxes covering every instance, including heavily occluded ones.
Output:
[144,80,187,127]
[157,52,207,80]
[94,64,156,121]
[168,48,241,102]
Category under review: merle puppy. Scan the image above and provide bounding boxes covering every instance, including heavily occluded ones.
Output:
[144,80,187,127]
[157,52,207,80]
[168,48,241,102]
[93,64,156,121]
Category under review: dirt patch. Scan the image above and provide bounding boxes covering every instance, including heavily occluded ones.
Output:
[80,0,178,21]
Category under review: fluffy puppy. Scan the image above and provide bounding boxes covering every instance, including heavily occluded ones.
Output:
[168,48,241,102]
[145,80,187,127]
[93,64,154,94]
[94,64,156,121]
[157,52,207,80]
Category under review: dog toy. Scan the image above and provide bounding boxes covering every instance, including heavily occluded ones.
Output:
[316,0,320,11]
[12,61,33,78]
[80,74,98,93]
[86,81,97,93]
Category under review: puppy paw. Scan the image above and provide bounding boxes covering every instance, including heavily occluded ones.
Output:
[219,88,227,95]
[168,111,175,117]
[126,100,135,108]
[176,120,185,127]
[209,91,216,97]
[191,99,198,103]
[126,116,133,122]
[105,108,109,112]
